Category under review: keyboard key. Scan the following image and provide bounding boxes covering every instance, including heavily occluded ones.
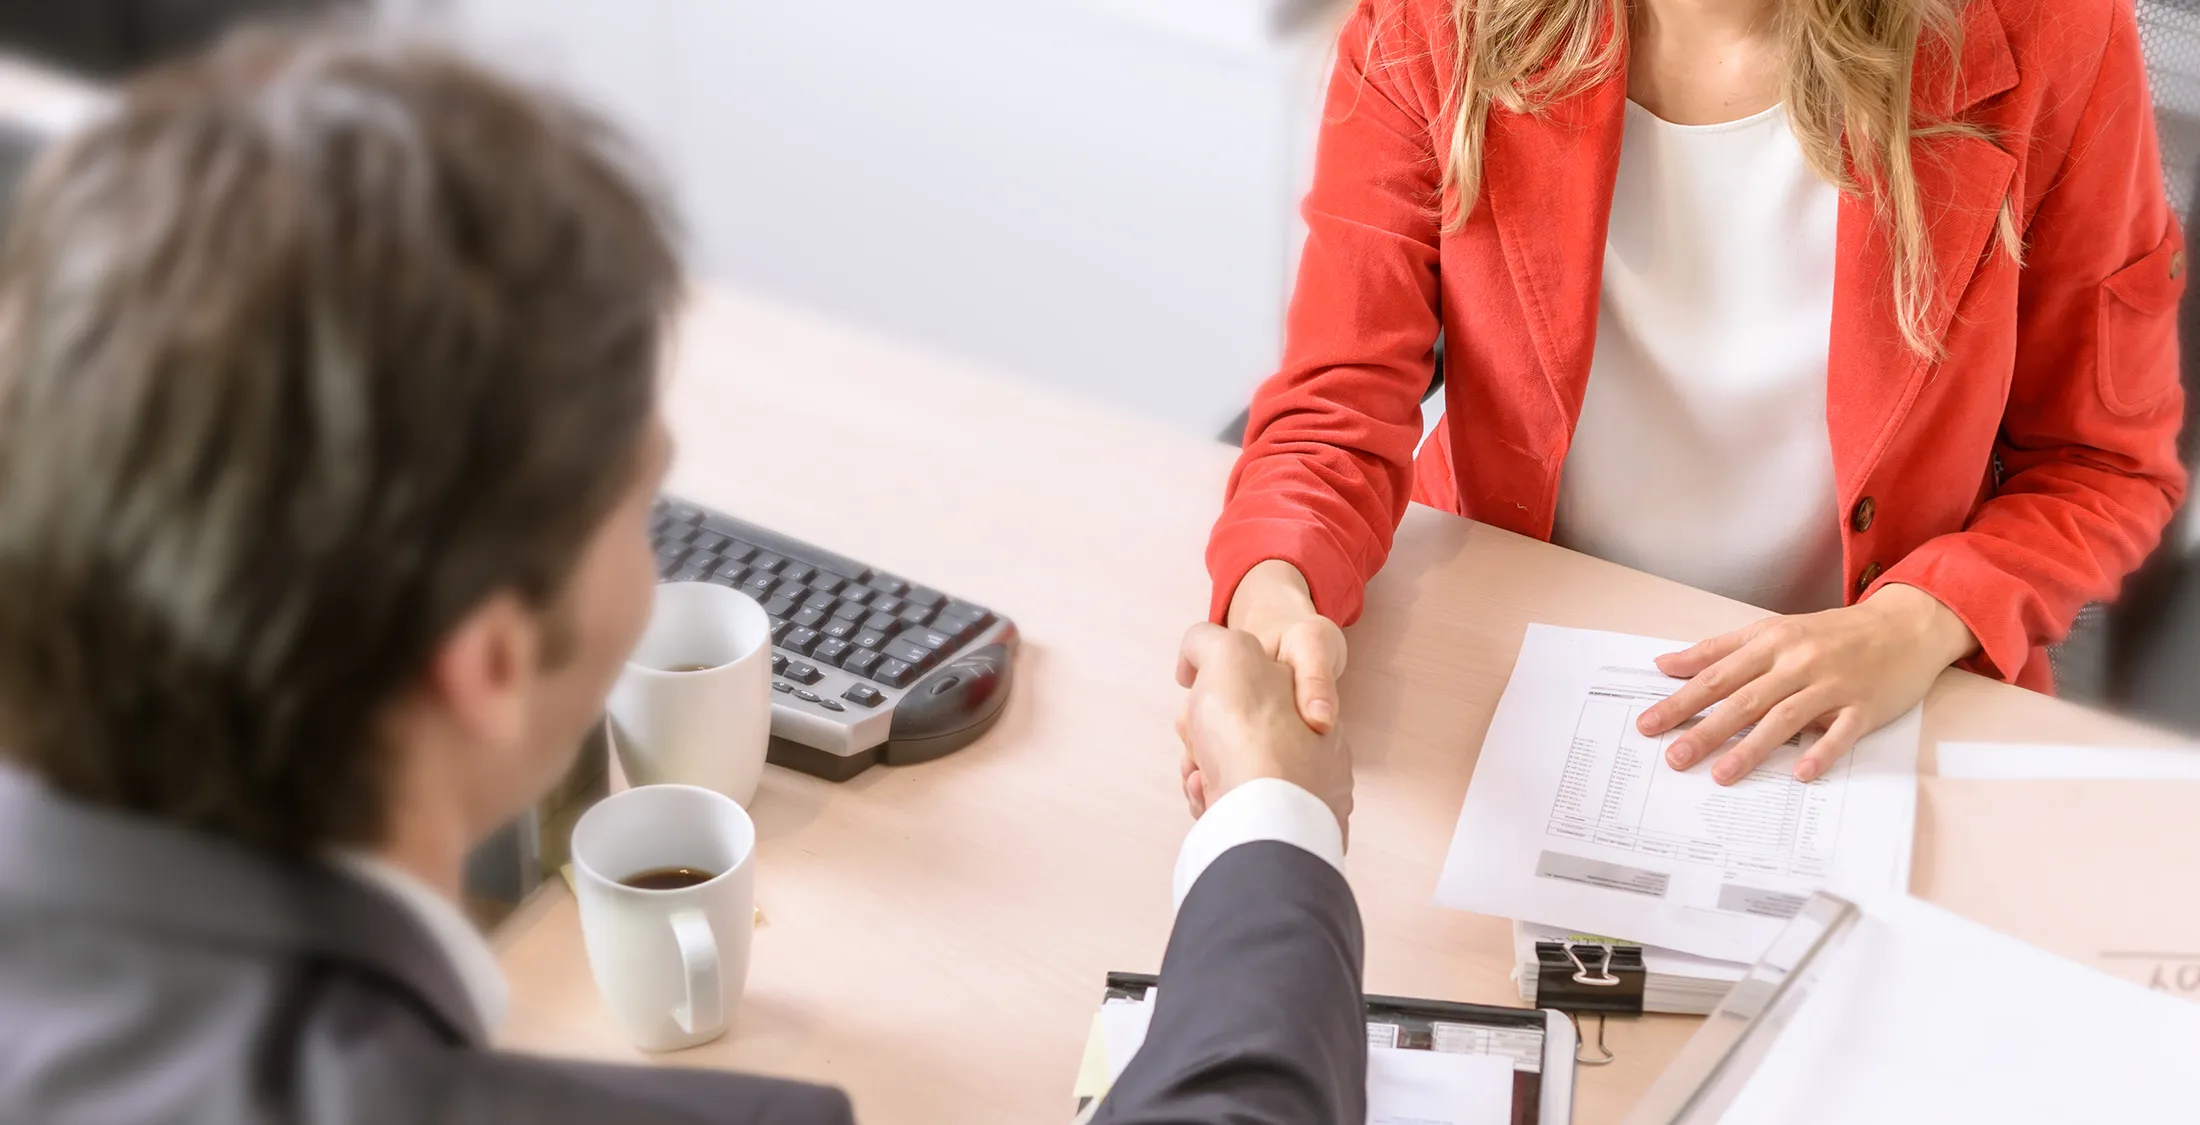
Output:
[785,662,823,686]
[870,595,906,617]
[792,606,828,629]
[655,542,691,565]
[842,684,884,708]
[883,637,935,667]
[854,628,889,650]
[718,541,758,565]
[823,618,861,641]
[935,608,990,637]
[868,575,910,597]
[874,657,916,687]
[904,585,946,609]
[783,628,821,655]
[772,680,794,694]
[771,654,788,675]
[813,638,853,666]
[900,625,956,653]
[770,619,793,642]
[779,562,817,585]
[897,603,936,626]
[863,611,904,635]
[810,574,846,595]
[749,552,787,574]
[831,600,867,622]
[839,587,874,608]
[818,698,845,712]
[690,532,731,554]
[714,562,751,586]
[741,573,781,598]
[762,594,798,618]
[794,688,822,703]
[670,562,710,583]
[842,648,883,678]
[802,590,838,612]
[698,515,747,540]
[943,599,991,623]
[666,500,702,523]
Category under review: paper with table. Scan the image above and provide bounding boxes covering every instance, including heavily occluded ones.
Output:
[1916,741,2200,1004]
[1437,625,1920,963]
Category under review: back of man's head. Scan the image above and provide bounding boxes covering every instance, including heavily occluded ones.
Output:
[0,26,681,853]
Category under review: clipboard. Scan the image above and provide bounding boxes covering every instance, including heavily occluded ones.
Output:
[1075,971,1578,1125]
[1620,893,1864,1125]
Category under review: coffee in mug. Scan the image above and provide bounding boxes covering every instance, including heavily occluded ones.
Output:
[621,866,720,891]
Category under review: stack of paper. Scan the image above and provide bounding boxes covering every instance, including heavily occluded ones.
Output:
[1438,625,1921,965]
[1512,921,1745,1015]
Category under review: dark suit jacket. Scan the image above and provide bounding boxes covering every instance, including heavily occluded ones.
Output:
[0,770,1366,1123]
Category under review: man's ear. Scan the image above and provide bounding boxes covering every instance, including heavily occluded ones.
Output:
[418,591,541,751]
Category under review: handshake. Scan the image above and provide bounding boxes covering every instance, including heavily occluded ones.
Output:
[1174,623,1354,839]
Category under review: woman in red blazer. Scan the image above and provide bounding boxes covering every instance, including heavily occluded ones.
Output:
[1202,0,2186,795]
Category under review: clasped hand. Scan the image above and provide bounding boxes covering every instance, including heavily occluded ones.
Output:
[1174,623,1352,837]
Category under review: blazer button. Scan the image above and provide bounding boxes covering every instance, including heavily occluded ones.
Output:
[2173,250,2187,281]
[1850,496,1876,533]
[1856,562,1883,595]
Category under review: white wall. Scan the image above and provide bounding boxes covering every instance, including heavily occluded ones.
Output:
[436,0,1340,435]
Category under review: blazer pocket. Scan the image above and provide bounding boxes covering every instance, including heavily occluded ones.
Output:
[2096,224,2187,417]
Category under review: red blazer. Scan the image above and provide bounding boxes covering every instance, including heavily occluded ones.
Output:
[1209,0,2188,692]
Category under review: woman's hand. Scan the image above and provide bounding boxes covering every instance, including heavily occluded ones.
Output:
[1635,584,1977,785]
[1225,560,1348,733]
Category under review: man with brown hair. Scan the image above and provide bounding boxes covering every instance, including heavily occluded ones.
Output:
[0,24,1368,1125]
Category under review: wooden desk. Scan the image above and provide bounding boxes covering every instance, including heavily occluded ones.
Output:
[495,286,2180,1123]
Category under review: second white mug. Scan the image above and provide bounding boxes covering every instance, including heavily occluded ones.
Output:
[570,783,757,1052]
[607,581,772,806]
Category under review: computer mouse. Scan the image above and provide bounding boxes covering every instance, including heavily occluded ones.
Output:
[885,640,1015,765]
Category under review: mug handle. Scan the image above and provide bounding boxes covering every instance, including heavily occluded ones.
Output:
[669,909,721,1035]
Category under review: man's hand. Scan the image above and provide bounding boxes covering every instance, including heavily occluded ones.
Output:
[1225,559,1348,734]
[1175,623,1352,838]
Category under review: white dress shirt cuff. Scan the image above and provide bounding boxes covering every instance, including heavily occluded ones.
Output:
[1171,777,1346,909]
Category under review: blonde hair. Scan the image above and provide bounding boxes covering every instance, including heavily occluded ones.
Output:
[1440,0,2020,356]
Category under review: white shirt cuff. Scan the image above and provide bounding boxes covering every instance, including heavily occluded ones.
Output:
[1171,777,1346,909]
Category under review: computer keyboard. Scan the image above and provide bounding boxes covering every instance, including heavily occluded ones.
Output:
[649,497,1018,780]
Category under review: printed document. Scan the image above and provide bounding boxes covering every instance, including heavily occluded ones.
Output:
[1436,625,1919,963]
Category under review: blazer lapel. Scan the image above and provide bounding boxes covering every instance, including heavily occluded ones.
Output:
[1478,55,1629,448]
[1826,0,2020,500]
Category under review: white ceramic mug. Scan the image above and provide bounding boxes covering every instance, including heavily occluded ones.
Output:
[607,581,772,805]
[570,783,757,1052]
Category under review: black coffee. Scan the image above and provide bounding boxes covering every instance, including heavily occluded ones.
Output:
[620,866,719,891]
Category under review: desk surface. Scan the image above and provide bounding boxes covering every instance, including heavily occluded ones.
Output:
[494,286,2181,1124]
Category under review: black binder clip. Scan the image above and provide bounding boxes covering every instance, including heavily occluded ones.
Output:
[1534,939,1648,1014]
[1535,939,1645,1067]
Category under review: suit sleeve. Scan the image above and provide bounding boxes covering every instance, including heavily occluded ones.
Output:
[1206,0,1446,627]
[1093,841,1367,1125]
[1874,3,2189,680]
